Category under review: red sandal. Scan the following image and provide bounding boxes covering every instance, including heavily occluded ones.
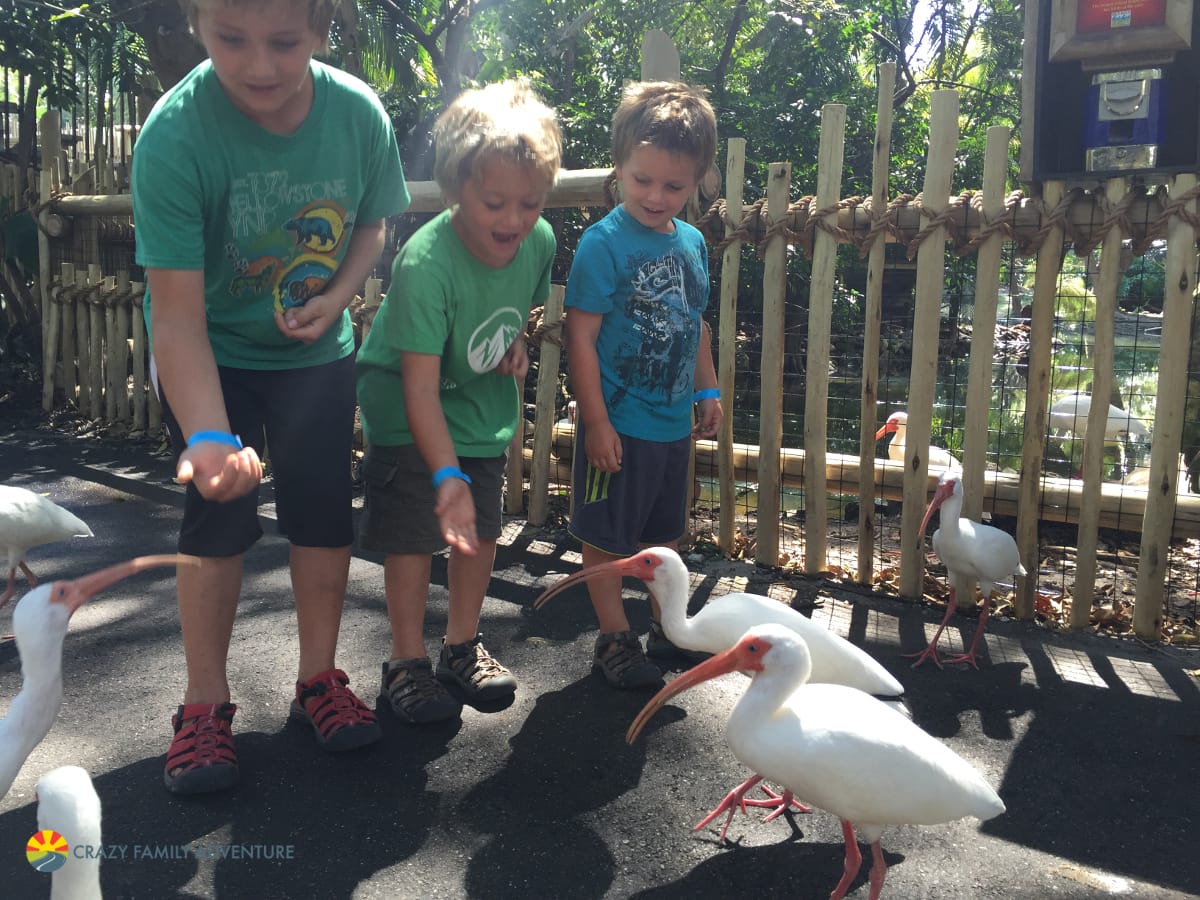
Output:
[164,702,239,795]
[292,668,381,752]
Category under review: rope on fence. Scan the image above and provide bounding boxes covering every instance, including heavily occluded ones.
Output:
[695,185,1195,263]
[28,188,73,235]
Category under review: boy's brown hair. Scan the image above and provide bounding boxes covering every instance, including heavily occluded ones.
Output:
[611,81,717,180]
[182,0,340,43]
[432,78,562,202]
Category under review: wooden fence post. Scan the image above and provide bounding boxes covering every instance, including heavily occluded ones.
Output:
[115,271,134,424]
[527,284,566,526]
[717,137,746,554]
[39,169,58,412]
[88,263,105,421]
[899,90,959,601]
[103,274,119,423]
[1072,176,1128,627]
[803,103,847,575]
[856,62,896,585]
[957,125,1011,606]
[1134,173,1198,638]
[74,268,90,412]
[1015,180,1066,620]
[755,163,790,566]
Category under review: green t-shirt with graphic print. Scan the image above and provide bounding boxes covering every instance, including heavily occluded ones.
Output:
[132,59,410,369]
[356,209,554,455]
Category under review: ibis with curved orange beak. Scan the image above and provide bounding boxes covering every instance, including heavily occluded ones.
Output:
[905,473,1026,669]
[1,555,191,798]
[627,624,1005,899]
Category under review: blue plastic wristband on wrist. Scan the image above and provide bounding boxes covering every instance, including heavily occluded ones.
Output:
[693,388,721,401]
[432,466,472,489]
[186,430,243,450]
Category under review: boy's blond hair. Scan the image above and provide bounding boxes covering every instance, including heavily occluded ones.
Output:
[611,81,716,180]
[182,0,340,42]
[433,79,562,201]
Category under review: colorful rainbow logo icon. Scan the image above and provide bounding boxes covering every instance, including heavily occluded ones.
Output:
[26,829,69,873]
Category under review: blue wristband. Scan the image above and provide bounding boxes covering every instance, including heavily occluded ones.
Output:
[693,388,721,402]
[187,430,243,450]
[432,466,472,489]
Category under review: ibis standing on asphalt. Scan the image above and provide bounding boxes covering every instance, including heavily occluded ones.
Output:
[0,485,94,607]
[906,472,1026,669]
[535,547,907,834]
[627,624,1006,900]
[1,555,187,798]
[874,410,959,470]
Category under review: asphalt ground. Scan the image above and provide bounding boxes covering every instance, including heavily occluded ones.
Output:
[1,423,1199,900]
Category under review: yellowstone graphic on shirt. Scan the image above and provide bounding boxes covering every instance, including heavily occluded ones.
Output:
[225,173,353,314]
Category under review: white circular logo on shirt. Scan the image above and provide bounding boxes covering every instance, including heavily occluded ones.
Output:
[468,308,524,373]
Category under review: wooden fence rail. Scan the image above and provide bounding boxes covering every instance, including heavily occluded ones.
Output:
[30,74,1200,641]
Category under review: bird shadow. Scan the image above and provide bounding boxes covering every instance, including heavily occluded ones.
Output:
[626,835,905,899]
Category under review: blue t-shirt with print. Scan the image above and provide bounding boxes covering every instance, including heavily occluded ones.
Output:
[566,205,709,442]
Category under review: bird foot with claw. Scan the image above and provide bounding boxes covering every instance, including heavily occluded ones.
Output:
[903,644,944,670]
[741,785,812,819]
[940,651,981,669]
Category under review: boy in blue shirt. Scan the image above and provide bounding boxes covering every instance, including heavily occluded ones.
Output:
[565,82,721,689]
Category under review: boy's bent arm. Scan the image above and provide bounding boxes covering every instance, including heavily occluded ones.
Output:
[276,219,388,344]
[402,352,479,555]
[149,268,263,501]
[565,308,623,472]
[692,317,722,439]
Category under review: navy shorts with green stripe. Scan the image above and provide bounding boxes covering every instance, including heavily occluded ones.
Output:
[568,419,691,556]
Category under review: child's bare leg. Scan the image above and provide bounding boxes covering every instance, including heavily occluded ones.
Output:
[384,552,433,659]
[583,542,629,633]
[291,544,351,683]
[179,555,242,704]
[446,538,497,643]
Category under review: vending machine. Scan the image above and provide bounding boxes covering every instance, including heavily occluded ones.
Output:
[1022,0,1198,184]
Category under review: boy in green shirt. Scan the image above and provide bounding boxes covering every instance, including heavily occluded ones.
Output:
[357,79,561,722]
[133,0,408,793]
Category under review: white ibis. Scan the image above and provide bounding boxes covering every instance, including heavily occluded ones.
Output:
[1047,392,1149,478]
[875,411,958,470]
[627,624,1006,900]
[535,547,907,834]
[1,555,188,798]
[1,486,94,607]
[36,765,102,899]
[906,473,1026,669]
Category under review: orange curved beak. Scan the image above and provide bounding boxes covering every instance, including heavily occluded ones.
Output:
[53,554,197,614]
[625,633,769,745]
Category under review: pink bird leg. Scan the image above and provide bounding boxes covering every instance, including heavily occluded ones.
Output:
[903,588,958,669]
[941,597,991,668]
[692,773,811,840]
[1,562,38,608]
[830,820,888,900]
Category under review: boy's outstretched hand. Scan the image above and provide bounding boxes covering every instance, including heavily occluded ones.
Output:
[176,443,263,502]
[275,294,341,345]
[693,398,723,440]
[435,478,479,555]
